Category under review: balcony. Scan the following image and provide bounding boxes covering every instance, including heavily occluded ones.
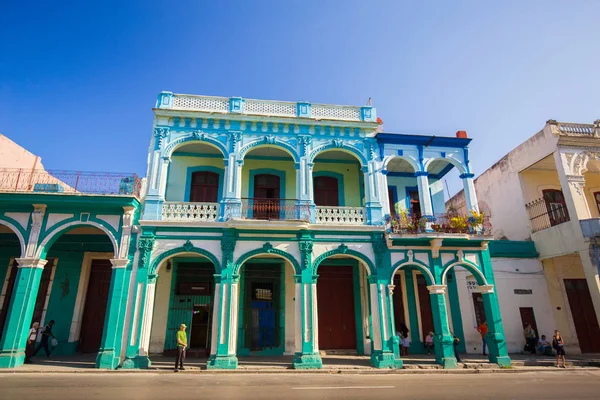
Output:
[161,202,220,222]
[580,219,600,239]
[526,198,570,233]
[0,168,142,197]
[389,211,491,236]
[316,206,365,225]
[235,198,307,221]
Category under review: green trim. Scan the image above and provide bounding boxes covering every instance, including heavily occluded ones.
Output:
[447,270,466,353]
[312,244,375,275]
[489,240,539,258]
[149,242,221,274]
[0,193,140,210]
[233,243,300,274]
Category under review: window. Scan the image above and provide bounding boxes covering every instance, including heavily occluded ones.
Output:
[314,176,339,206]
[189,171,219,203]
[388,188,396,216]
[593,191,600,215]
[408,189,421,218]
[542,189,569,226]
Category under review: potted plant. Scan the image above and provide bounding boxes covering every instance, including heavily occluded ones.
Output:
[468,210,484,233]
[449,215,468,233]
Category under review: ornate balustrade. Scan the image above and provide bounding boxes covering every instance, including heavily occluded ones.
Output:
[161,202,220,222]
[390,211,491,235]
[238,198,308,221]
[316,206,365,225]
[525,198,570,233]
[0,168,141,197]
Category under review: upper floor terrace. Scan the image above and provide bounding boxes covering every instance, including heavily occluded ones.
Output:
[143,92,482,235]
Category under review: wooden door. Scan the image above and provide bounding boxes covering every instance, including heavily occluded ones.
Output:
[417,275,434,340]
[408,189,421,219]
[253,174,281,220]
[392,274,406,333]
[317,265,357,349]
[542,189,569,226]
[0,259,54,340]
[79,260,113,354]
[388,188,396,217]
[314,176,339,207]
[564,279,600,353]
[189,171,219,203]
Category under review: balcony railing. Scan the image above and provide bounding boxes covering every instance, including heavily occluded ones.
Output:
[162,202,220,222]
[0,168,142,197]
[316,206,365,225]
[526,198,570,233]
[238,198,308,221]
[389,211,491,235]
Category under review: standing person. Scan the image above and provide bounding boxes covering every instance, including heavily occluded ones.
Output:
[523,323,537,355]
[424,331,434,355]
[477,321,488,356]
[174,323,187,372]
[452,332,462,363]
[398,322,409,340]
[401,334,410,356]
[553,330,566,368]
[32,320,55,359]
[24,322,39,364]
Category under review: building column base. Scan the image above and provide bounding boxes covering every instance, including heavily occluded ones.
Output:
[490,355,511,367]
[0,350,25,368]
[440,356,458,369]
[292,352,323,369]
[206,354,238,369]
[96,350,120,369]
[370,350,403,369]
[121,355,151,369]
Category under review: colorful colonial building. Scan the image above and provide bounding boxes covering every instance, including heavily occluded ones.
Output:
[0,92,538,370]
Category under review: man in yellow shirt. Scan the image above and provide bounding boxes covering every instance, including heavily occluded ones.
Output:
[175,323,187,372]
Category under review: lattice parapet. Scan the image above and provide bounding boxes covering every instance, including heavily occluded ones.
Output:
[244,100,297,117]
[172,95,230,113]
[311,104,362,121]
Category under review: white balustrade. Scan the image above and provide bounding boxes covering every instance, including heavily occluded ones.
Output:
[311,104,361,121]
[172,95,230,113]
[558,123,595,136]
[316,206,365,225]
[161,202,220,222]
[244,99,296,117]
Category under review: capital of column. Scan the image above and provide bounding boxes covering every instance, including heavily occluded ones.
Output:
[459,173,475,179]
[414,171,429,177]
[110,259,130,269]
[16,258,47,269]
[478,284,495,294]
[427,284,447,294]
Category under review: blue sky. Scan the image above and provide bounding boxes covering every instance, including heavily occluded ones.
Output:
[1,0,599,195]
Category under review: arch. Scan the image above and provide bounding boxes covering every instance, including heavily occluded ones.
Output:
[440,259,488,286]
[309,144,367,167]
[239,139,300,163]
[164,132,229,159]
[233,243,300,274]
[0,219,26,258]
[383,155,420,173]
[149,245,221,275]
[390,259,435,286]
[35,221,119,259]
[423,156,467,175]
[312,244,375,275]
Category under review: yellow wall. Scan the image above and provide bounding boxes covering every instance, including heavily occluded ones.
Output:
[519,169,561,203]
[313,161,362,207]
[165,156,225,202]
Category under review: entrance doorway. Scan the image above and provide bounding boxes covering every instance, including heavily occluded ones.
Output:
[416,274,434,342]
[472,293,486,326]
[564,279,600,353]
[0,258,55,341]
[252,174,281,220]
[392,274,407,335]
[79,259,112,354]
[240,263,283,353]
[317,265,357,350]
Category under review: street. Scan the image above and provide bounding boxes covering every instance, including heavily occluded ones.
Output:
[1,371,600,400]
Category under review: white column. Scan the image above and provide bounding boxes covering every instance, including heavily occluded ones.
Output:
[415,172,434,216]
[381,169,390,217]
[157,156,170,201]
[138,282,156,357]
[460,173,479,213]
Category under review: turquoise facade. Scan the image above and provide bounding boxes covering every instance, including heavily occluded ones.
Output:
[0,92,528,370]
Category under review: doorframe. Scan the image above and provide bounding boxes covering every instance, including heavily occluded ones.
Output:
[249,169,286,200]
[69,252,113,343]
[313,171,345,206]
[184,166,224,202]
[237,259,286,356]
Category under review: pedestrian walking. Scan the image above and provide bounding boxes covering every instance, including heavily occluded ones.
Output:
[24,322,39,364]
[477,321,488,355]
[553,330,566,368]
[401,334,410,356]
[424,331,434,355]
[174,323,187,372]
[32,320,55,358]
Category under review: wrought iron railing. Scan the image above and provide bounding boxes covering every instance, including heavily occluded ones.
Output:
[389,211,491,235]
[162,202,220,222]
[239,198,308,221]
[316,206,365,225]
[525,198,570,233]
[0,168,142,197]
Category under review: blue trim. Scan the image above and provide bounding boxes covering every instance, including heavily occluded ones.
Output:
[173,152,360,165]
[414,171,429,177]
[405,186,418,213]
[388,186,398,213]
[417,146,424,170]
[459,173,475,179]
[249,169,286,199]
[376,133,472,148]
[313,171,345,206]
[435,163,455,180]
[184,166,224,202]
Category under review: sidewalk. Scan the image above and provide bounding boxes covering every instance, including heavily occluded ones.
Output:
[3,353,599,374]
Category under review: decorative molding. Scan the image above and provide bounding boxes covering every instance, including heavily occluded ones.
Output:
[478,285,495,294]
[430,238,443,258]
[233,242,301,274]
[427,285,446,294]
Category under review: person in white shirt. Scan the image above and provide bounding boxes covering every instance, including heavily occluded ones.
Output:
[401,334,411,356]
[25,322,39,364]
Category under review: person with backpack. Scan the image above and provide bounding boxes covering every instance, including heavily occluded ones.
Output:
[553,330,566,368]
[32,320,56,359]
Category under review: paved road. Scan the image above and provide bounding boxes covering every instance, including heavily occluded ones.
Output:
[1,371,600,400]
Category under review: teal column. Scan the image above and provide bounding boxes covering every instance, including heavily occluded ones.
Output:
[122,237,156,369]
[430,257,457,369]
[480,249,511,367]
[96,259,130,369]
[207,273,240,369]
[0,258,46,368]
[403,270,421,352]
[291,271,322,369]
[447,271,466,353]
[368,276,403,368]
